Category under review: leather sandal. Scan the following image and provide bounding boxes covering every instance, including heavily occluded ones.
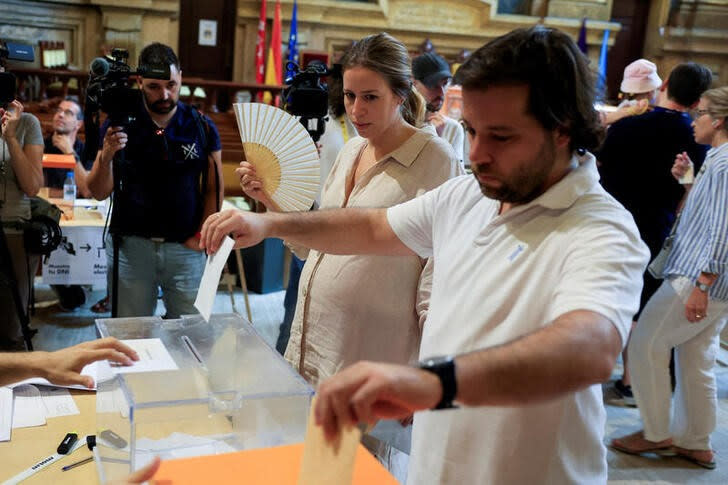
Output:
[673,446,716,470]
[610,430,676,456]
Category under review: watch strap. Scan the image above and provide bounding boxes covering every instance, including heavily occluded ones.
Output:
[419,356,458,410]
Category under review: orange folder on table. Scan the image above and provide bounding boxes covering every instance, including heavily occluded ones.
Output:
[42,153,76,169]
[151,443,399,485]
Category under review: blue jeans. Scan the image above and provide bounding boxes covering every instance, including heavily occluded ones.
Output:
[275,254,305,354]
[110,235,205,318]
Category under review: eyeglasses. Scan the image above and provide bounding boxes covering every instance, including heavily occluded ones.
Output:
[693,109,711,118]
[54,107,78,118]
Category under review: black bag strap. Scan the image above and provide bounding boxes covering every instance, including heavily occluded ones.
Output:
[191,108,221,212]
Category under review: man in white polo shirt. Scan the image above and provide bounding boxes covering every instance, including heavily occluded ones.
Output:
[200,26,649,484]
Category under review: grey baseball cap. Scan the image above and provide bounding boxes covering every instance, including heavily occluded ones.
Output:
[412,52,451,88]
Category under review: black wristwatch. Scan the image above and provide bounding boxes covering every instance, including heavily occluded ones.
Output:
[419,355,458,410]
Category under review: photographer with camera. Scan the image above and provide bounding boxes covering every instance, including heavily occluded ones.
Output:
[87,43,223,318]
[0,85,44,350]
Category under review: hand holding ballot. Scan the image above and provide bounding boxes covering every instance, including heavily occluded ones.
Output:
[200,209,270,253]
[314,361,442,442]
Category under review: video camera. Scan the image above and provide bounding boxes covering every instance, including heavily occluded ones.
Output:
[0,40,34,107]
[85,48,170,127]
[282,61,341,142]
[82,48,170,165]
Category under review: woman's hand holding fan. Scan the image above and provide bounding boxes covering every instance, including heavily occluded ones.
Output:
[236,161,281,211]
[233,103,320,212]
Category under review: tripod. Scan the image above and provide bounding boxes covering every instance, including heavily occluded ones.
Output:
[0,223,36,350]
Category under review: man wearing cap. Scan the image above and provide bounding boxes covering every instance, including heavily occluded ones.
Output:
[412,52,465,163]
[598,62,713,405]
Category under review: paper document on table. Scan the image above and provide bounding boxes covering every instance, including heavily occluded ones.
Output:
[298,396,362,485]
[6,361,99,391]
[12,384,46,429]
[194,235,235,322]
[113,338,178,374]
[40,387,79,418]
[0,387,12,441]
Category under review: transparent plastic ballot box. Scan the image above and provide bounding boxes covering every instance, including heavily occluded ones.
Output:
[94,313,314,483]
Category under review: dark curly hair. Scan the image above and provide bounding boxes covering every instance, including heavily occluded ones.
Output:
[454,26,604,153]
[138,42,180,71]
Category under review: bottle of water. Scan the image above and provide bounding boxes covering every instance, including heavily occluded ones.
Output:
[63,171,76,204]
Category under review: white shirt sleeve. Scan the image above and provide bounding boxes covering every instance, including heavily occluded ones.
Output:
[386,185,442,259]
[548,216,650,347]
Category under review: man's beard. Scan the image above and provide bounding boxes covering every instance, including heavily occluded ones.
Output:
[472,137,557,204]
[144,92,177,114]
[426,98,443,113]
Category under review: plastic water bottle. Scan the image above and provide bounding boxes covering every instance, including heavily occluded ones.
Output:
[63,171,76,204]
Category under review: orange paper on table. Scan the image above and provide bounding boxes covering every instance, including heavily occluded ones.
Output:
[151,443,399,485]
[42,153,76,169]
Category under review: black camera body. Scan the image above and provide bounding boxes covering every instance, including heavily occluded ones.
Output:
[0,40,35,107]
[82,48,170,166]
[282,62,341,142]
[85,48,170,127]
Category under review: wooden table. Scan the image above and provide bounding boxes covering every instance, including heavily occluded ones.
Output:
[0,391,100,484]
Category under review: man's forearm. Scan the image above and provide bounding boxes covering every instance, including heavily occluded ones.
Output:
[266,207,413,256]
[87,150,114,200]
[454,310,621,407]
[0,353,44,387]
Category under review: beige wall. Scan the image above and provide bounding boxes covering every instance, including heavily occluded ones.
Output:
[645,0,728,86]
[0,0,178,71]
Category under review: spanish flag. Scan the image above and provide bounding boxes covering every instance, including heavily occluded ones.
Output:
[262,0,282,105]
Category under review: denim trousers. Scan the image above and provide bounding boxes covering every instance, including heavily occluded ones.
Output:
[109,234,205,318]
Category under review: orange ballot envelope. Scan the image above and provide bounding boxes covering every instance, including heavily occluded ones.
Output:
[152,399,399,485]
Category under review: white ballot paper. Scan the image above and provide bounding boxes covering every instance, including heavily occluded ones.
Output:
[40,387,80,418]
[0,387,12,441]
[12,385,46,429]
[194,235,235,322]
[114,338,178,374]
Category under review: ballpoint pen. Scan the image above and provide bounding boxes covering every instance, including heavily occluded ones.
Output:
[61,456,93,471]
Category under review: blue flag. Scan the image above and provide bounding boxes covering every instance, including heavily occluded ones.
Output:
[577,18,587,54]
[596,29,609,100]
[285,0,299,81]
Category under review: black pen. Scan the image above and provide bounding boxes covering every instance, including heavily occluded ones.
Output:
[62,456,93,471]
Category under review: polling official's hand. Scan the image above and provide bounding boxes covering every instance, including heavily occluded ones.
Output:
[37,337,139,388]
[315,361,441,443]
[199,209,270,253]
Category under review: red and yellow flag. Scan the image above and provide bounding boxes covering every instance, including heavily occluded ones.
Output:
[262,0,282,105]
[254,0,267,100]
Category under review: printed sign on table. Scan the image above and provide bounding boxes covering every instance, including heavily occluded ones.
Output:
[42,225,107,286]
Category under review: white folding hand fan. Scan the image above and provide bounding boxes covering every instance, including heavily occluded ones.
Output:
[233,102,320,212]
